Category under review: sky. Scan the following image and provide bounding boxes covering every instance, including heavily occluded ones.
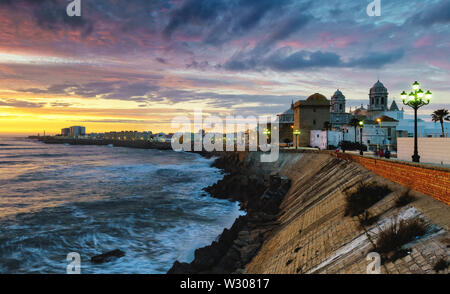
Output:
[0,0,449,135]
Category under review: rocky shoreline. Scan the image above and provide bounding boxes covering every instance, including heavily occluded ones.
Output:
[168,152,291,274]
[32,137,291,273]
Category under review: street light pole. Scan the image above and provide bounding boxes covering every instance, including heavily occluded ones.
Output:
[293,130,301,150]
[359,121,364,156]
[401,81,432,163]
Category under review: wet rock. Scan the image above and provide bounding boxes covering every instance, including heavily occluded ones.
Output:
[239,244,260,264]
[167,153,291,274]
[91,249,125,264]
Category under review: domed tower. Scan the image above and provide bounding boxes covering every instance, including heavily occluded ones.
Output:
[331,89,346,113]
[369,80,388,111]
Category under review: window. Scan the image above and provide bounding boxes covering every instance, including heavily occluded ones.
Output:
[313,120,316,125]
[381,97,384,104]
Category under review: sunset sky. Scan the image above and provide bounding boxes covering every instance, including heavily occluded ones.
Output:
[0,0,449,135]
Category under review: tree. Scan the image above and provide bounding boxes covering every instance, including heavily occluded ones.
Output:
[431,109,449,137]
[349,118,360,143]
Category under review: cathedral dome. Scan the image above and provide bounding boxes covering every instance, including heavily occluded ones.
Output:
[370,80,388,95]
[306,93,328,103]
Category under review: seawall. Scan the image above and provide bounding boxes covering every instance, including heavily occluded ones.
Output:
[239,151,449,274]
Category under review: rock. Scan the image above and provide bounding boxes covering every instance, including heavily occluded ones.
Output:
[233,239,249,247]
[239,244,260,264]
[233,268,248,274]
[167,261,194,274]
[91,249,125,264]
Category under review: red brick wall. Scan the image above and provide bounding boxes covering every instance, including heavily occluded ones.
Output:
[334,153,450,205]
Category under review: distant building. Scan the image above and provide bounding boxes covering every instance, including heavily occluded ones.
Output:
[277,101,294,144]
[69,126,86,138]
[61,128,70,136]
[330,89,351,129]
[293,93,331,147]
[352,81,404,121]
[104,131,153,141]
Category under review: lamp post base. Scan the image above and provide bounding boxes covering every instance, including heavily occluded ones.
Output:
[412,154,420,163]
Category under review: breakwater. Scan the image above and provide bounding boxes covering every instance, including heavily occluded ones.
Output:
[34,137,173,150]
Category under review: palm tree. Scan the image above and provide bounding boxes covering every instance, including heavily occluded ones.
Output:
[348,118,360,143]
[431,109,449,137]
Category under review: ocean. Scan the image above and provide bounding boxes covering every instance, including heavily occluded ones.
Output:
[0,137,242,274]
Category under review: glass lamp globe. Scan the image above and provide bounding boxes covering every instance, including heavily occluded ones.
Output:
[401,91,408,100]
[417,89,424,98]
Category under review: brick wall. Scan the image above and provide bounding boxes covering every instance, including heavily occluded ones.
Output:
[334,153,450,205]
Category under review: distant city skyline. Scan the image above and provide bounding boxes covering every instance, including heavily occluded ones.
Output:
[0,0,449,135]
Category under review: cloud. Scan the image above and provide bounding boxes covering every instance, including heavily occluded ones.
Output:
[0,99,45,108]
[163,0,226,38]
[347,49,405,69]
[224,47,405,71]
[20,81,160,102]
[407,1,450,27]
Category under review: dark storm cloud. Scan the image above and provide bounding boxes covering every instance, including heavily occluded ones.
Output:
[0,0,93,34]
[407,1,450,27]
[224,46,405,71]
[347,49,405,69]
[163,0,305,45]
[21,81,160,102]
[265,13,313,44]
[163,0,226,38]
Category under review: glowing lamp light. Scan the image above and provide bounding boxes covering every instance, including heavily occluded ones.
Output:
[401,91,408,101]
[409,92,415,100]
[425,90,432,100]
[412,81,420,91]
[417,89,424,98]
[359,121,364,127]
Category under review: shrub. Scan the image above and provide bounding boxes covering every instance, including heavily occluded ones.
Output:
[433,258,448,272]
[344,182,392,216]
[359,211,380,227]
[375,218,428,256]
[395,190,416,208]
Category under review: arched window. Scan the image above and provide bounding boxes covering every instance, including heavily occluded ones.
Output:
[381,97,384,104]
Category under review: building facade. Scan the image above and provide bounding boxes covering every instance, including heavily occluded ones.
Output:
[277,101,294,143]
[293,93,331,147]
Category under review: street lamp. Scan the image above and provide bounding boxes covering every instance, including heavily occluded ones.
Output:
[359,121,364,156]
[293,130,301,150]
[401,81,432,163]
[263,129,271,144]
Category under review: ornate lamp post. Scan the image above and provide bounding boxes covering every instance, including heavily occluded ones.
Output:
[293,130,301,149]
[401,81,432,163]
[359,121,364,156]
